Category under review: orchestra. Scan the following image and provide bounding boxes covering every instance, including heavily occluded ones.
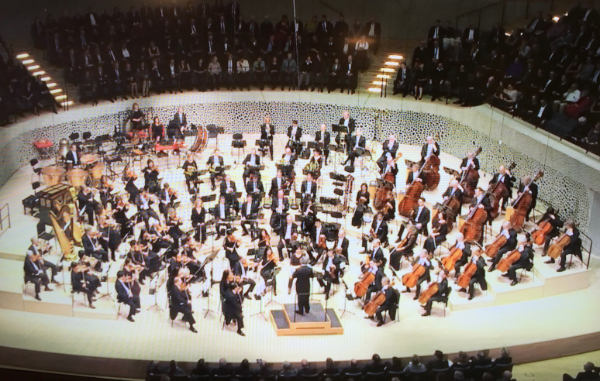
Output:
[26,104,587,337]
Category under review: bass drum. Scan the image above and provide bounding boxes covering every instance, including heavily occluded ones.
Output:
[189,125,209,154]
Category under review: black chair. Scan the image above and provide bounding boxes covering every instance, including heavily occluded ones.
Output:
[366,371,386,381]
[23,182,42,215]
[29,158,42,182]
[408,368,429,381]
[493,363,513,379]
[171,374,190,381]
[472,364,494,381]
[432,288,451,317]
[387,369,406,380]
[430,367,451,381]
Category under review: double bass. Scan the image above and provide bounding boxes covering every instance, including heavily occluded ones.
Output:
[488,163,517,220]
[508,170,543,231]
[460,201,488,242]
[460,147,482,203]
[421,153,441,191]
[398,168,425,218]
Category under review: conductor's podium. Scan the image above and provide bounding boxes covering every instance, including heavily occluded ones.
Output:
[270,303,344,336]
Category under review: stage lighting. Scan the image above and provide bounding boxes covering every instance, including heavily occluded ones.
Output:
[27,65,40,70]
[381,68,395,73]
[376,75,390,79]
[385,61,399,66]
[33,71,45,76]
[46,83,56,87]
[55,95,67,100]
[373,81,384,85]
[16,53,29,59]
[368,87,382,93]
[50,89,62,94]
[22,59,34,64]
[388,54,403,60]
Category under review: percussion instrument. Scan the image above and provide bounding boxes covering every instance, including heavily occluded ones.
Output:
[66,169,88,188]
[80,154,99,166]
[88,162,105,181]
[41,166,66,186]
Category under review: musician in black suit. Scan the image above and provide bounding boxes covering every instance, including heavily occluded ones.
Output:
[287,120,303,141]
[136,188,161,231]
[377,134,399,167]
[173,107,187,131]
[270,189,289,229]
[420,136,440,165]
[406,163,424,185]
[242,148,261,183]
[412,197,431,236]
[232,258,256,300]
[269,169,287,197]
[489,221,518,271]
[245,172,264,198]
[362,213,388,251]
[547,220,582,272]
[537,208,563,255]
[289,256,314,314]
[182,155,199,193]
[213,196,231,238]
[403,250,432,299]
[82,227,109,264]
[451,233,473,277]
[369,239,385,264]
[301,173,317,201]
[390,225,418,271]
[116,271,138,322]
[24,253,52,300]
[503,236,534,286]
[191,199,207,243]
[343,128,366,167]
[26,238,59,283]
[488,165,516,210]
[334,229,350,262]
[441,179,463,219]
[374,277,399,326]
[460,151,480,174]
[460,248,487,300]
[65,144,81,168]
[169,278,197,333]
[379,156,399,184]
[315,123,331,164]
[341,55,358,94]
[516,176,538,221]
[338,111,356,153]
[319,249,346,300]
[365,259,386,302]
[220,174,239,213]
[278,214,298,259]
[393,62,411,97]
[222,281,245,336]
[206,149,225,190]
[422,270,449,316]
[260,116,275,160]
[78,186,99,225]
[240,194,259,236]
[70,262,98,308]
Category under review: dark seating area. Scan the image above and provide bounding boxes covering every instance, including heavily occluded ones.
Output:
[400,3,600,156]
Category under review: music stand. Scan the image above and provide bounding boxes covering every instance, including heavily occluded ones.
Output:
[97,263,114,301]
[338,279,355,318]
[264,267,282,308]
[147,267,168,312]
[206,125,222,150]
[202,251,219,317]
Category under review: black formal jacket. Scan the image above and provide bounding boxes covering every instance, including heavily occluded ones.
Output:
[260,123,275,140]
[349,135,366,149]
[434,278,449,297]
[173,112,187,127]
[241,200,259,218]
[279,221,298,239]
[460,157,480,171]
[334,236,350,258]
[24,258,42,279]
[292,265,314,294]
[220,179,237,196]
[245,179,264,194]
[380,286,398,311]
[412,206,431,227]
[191,207,206,226]
[65,150,80,165]
[271,197,289,214]
[517,181,538,207]
[442,186,463,201]
[338,117,356,134]
[207,155,224,167]
[213,203,231,220]
[270,176,287,196]
[420,142,440,161]
[370,246,385,263]
[371,219,388,241]
[470,194,493,214]
[301,180,317,198]
[315,130,330,147]
[382,140,399,158]
[287,126,302,140]
[242,153,261,166]
[489,172,516,192]
[170,285,192,314]
[82,234,100,254]
[115,280,133,302]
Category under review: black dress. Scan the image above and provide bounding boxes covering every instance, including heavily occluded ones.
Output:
[130,110,144,130]
[423,222,448,254]
[352,190,370,227]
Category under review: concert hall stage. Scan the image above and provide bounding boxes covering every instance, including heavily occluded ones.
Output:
[0,91,598,379]
[270,303,343,336]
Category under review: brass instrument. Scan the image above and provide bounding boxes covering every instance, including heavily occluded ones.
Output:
[342,174,354,216]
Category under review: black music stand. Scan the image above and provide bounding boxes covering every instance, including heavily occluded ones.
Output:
[264,267,282,308]
[206,125,223,150]
[202,251,219,317]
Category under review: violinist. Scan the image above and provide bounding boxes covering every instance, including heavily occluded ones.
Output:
[412,197,431,236]
[343,127,366,167]
[191,198,207,244]
[308,148,324,179]
[390,225,419,271]
[377,134,399,168]
[302,199,316,235]
[352,183,371,228]
[142,159,161,194]
[136,188,161,231]
[213,196,231,238]
[488,165,516,211]
[289,256,315,315]
[222,272,246,336]
[82,227,109,265]
[27,238,60,284]
[182,154,199,193]
[281,146,297,176]
[259,246,279,296]
[406,163,424,185]
[516,176,538,221]
[269,169,288,197]
[224,230,241,270]
[501,235,534,286]
[421,270,449,316]
[537,207,563,255]
[334,229,350,263]
[116,270,138,322]
[546,219,582,272]
[278,215,298,261]
[123,167,139,202]
[451,233,472,277]
[70,261,98,308]
[318,249,347,300]
[362,213,388,253]
[402,250,432,300]
[260,116,275,160]
[488,221,518,272]
[78,186,100,226]
[24,252,53,301]
[113,195,134,237]
[169,276,197,333]
[458,247,487,300]
[166,208,184,248]
[286,120,303,152]
[460,151,480,188]
[242,148,262,184]
[423,213,448,255]
[207,149,225,191]
[159,183,179,216]
[420,136,440,165]
[241,194,259,236]
[98,218,121,262]
[442,179,464,218]
[232,256,257,300]
[379,156,399,184]
[150,116,165,142]
[315,123,331,165]
[99,175,116,209]
[270,189,289,232]
[258,228,271,248]
[146,221,174,253]
[220,174,239,214]
[245,172,264,201]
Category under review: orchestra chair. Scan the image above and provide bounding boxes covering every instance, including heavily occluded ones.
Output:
[29,158,43,183]
[472,364,494,381]
[23,181,42,216]
[386,369,406,380]
[407,368,428,381]
[230,132,246,159]
[365,370,386,381]
[430,367,452,380]
[493,363,513,379]
[519,263,535,283]
[298,373,319,381]
[22,277,36,297]
[71,286,88,308]
[432,287,452,317]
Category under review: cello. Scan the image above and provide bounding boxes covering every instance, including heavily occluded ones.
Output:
[508,170,543,231]
[459,147,482,204]
[364,279,395,316]
[440,246,463,272]
[488,163,517,220]
[398,166,425,218]
[418,282,439,304]
[531,220,553,246]
[484,234,507,259]
[354,271,376,298]
[402,263,426,288]
[456,261,476,289]
[497,249,521,272]
[459,200,488,242]
[547,233,571,259]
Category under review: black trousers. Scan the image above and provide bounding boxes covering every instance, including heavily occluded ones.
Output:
[376,304,396,322]
[297,293,310,314]
[139,208,160,230]
[226,312,244,329]
[507,264,525,281]
[468,276,487,297]
[491,247,514,267]
[424,295,445,312]
[26,274,49,295]
[414,274,430,297]
[241,278,256,295]
[121,297,138,318]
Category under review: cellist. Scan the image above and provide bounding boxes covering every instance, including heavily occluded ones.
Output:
[451,233,472,278]
[420,136,440,166]
[370,277,399,327]
[390,225,418,271]
[488,165,516,212]
[363,258,385,303]
[402,250,432,300]
[458,247,487,300]
[421,270,449,316]
[536,207,563,255]
[545,219,582,272]
[379,156,399,184]
[488,221,518,272]
[361,213,388,253]
[516,176,538,222]
[441,179,463,218]
[501,235,534,286]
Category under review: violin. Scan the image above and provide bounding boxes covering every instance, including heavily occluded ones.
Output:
[496,249,521,272]
[531,220,553,246]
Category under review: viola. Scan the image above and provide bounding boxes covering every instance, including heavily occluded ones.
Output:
[456,261,477,289]
[418,282,439,304]
[402,263,426,288]
[484,234,507,258]
[440,246,463,272]
[497,249,521,272]
[531,220,553,246]
[547,233,571,259]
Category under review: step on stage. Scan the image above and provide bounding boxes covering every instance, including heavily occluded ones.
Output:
[270,303,343,336]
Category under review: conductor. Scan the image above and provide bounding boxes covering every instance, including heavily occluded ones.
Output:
[288,256,315,315]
